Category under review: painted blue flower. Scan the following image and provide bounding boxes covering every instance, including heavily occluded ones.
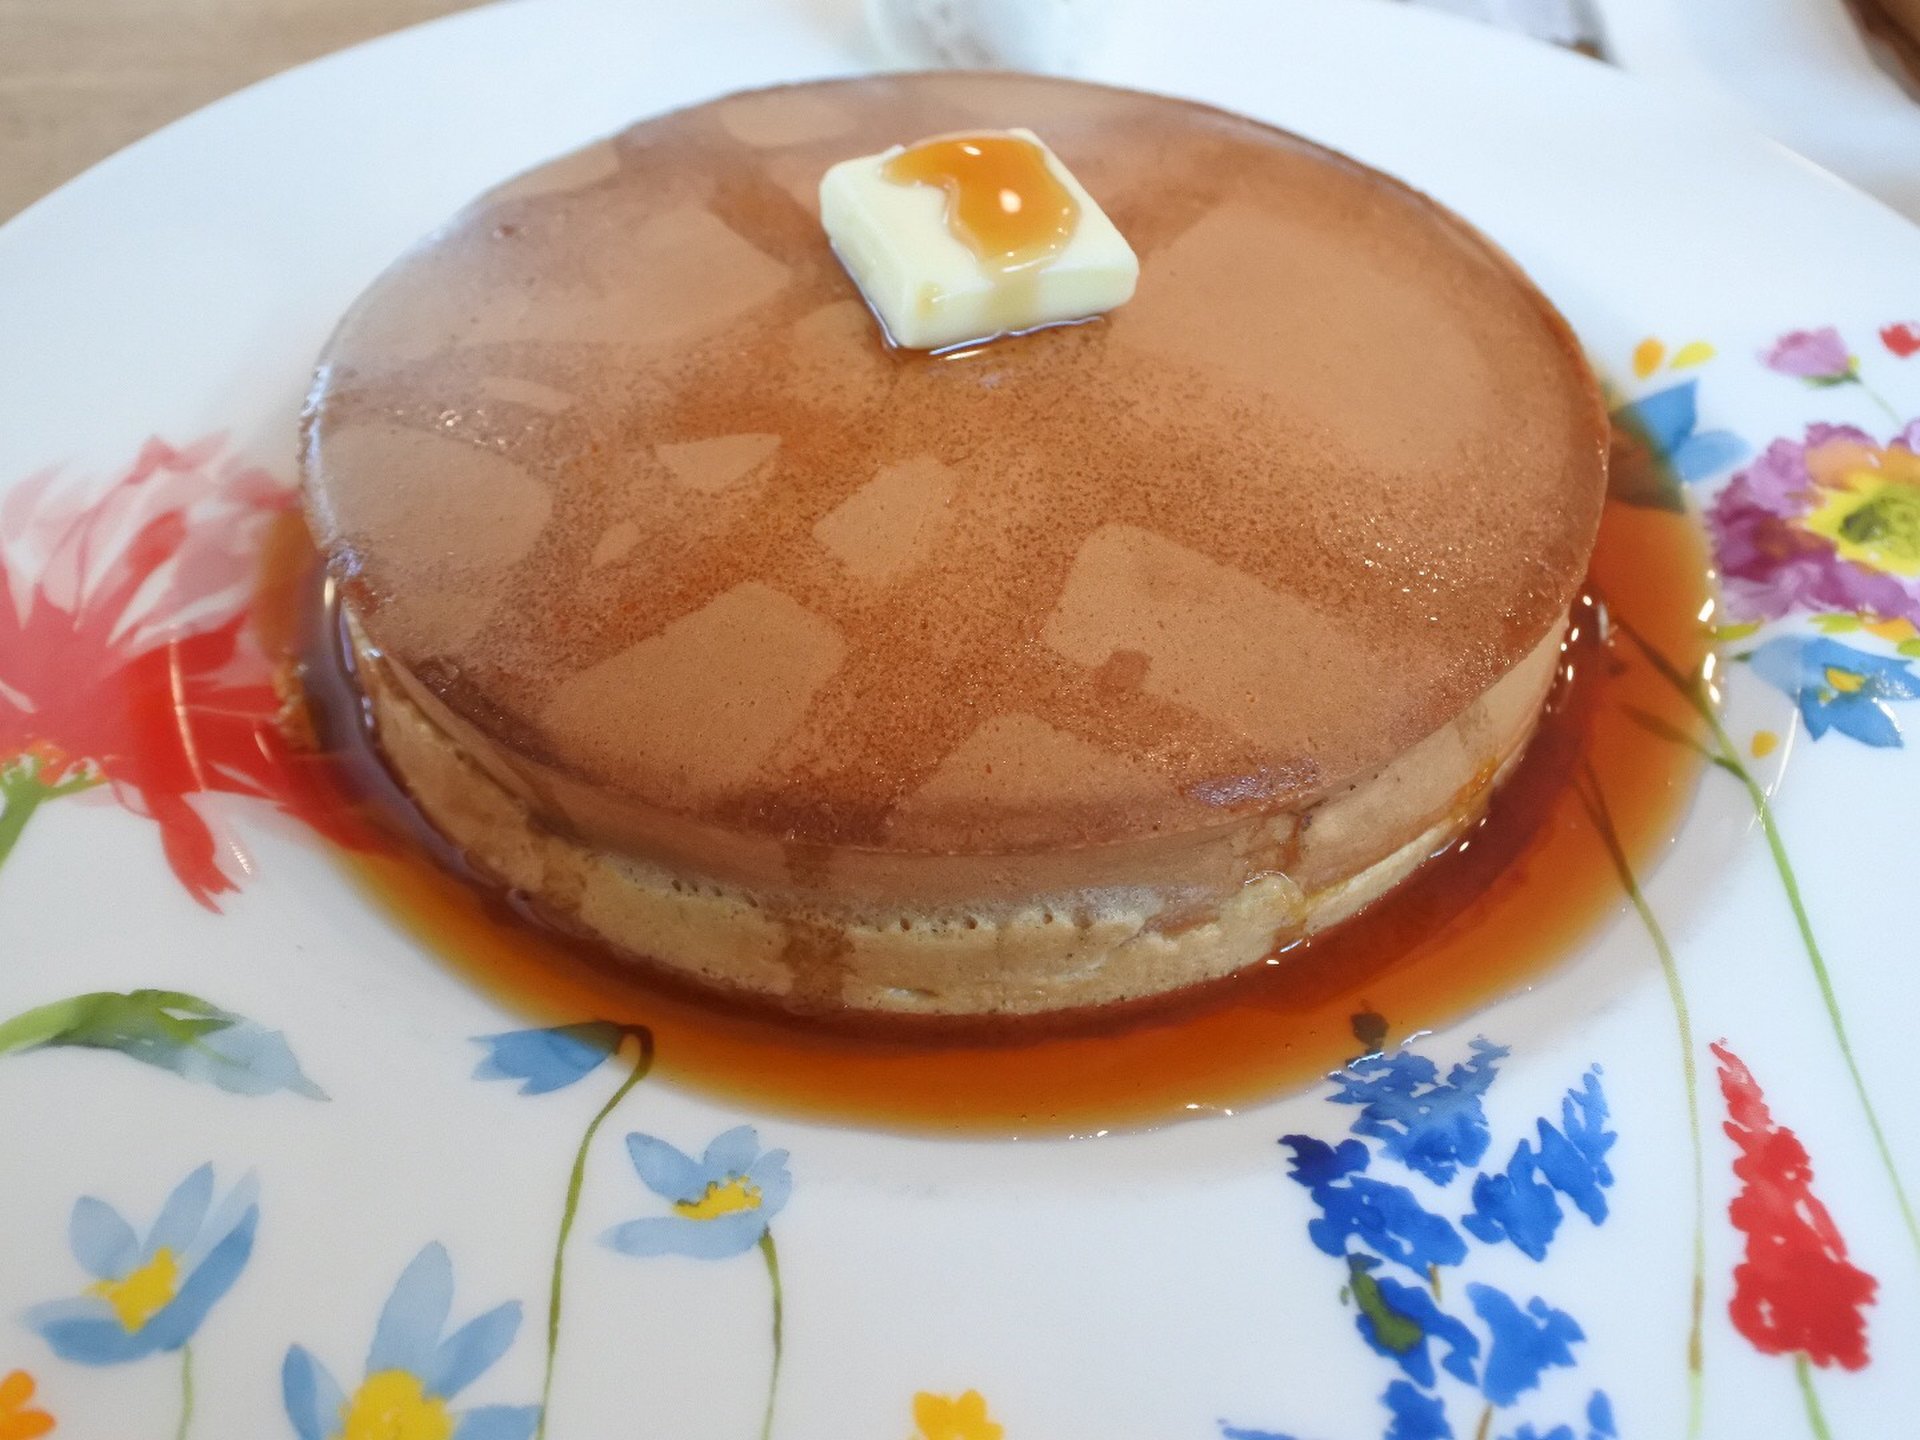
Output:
[1326,1039,1506,1184]
[602,1125,791,1260]
[282,1243,536,1440]
[1499,1396,1613,1440]
[471,1022,625,1095]
[1283,1136,1467,1275]
[1230,1041,1616,1440]
[1465,1071,1615,1260]
[1612,380,1748,483]
[1749,635,1919,747]
[23,1163,257,1364]
[1383,1381,1452,1440]
[168,1010,326,1098]
[1218,1381,1461,1440]
[1468,1286,1584,1406]
[1532,1074,1614,1224]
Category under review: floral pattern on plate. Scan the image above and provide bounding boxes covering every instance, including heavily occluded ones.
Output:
[1221,1041,1616,1440]
[1,238,1917,1440]
[21,1165,256,1437]
[1,324,1915,1436]
[1710,1042,1876,1436]
[910,1391,1005,1440]
[281,1244,539,1440]
[0,1372,54,1440]
[0,437,351,903]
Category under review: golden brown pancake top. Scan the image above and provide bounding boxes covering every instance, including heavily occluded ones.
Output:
[302,73,1607,853]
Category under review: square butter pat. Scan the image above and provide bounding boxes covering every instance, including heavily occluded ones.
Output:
[819,128,1139,351]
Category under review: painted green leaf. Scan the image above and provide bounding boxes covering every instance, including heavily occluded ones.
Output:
[0,989,326,1099]
[1347,1254,1423,1355]
[1621,705,1709,758]
[1606,415,1686,514]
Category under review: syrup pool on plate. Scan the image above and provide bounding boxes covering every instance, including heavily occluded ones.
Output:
[256,493,1711,1137]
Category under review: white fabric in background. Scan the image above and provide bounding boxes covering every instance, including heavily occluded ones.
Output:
[867,0,1604,73]
[1405,0,1600,47]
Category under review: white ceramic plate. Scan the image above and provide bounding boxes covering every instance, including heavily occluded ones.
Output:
[1596,0,1920,223]
[3,3,1920,1437]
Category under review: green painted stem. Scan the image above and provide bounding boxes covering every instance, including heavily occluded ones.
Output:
[534,1029,654,1440]
[1620,617,1920,1264]
[0,776,48,878]
[1795,1353,1834,1440]
[1858,379,1902,428]
[759,1230,784,1440]
[1577,766,1706,1440]
[1726,737,1920,1259]
[0,770,101,882]
[175,1343,195,1440]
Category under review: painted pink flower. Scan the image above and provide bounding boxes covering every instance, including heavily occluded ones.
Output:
[0,437,351,906]
[1706,421,1920,626]
[1711,1041,1876,1371]
[1761,327,1855,382]
[1882,323,1920,360]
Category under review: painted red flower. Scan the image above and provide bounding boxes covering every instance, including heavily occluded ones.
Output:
[0,437,345,907]
[1711,1040,1877,1370]
[1882,323,1920,359]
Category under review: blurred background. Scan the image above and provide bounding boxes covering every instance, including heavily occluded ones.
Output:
[3,0,1916,224]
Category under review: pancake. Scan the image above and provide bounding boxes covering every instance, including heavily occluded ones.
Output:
[301,73,1608,1016]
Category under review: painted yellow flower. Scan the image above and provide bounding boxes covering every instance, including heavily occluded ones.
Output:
[1708,420,1920,630]
[0,1371,55,1440]
[89,1247,178,1332]
[1799,441,1920,580]
[912,1389,1004,1440]
[338,1371,452,1440]
[1632,336,1715,378]
[675,1176,763,1220]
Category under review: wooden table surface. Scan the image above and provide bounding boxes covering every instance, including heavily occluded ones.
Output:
[8,1,1912,230]
[0,0,486,221]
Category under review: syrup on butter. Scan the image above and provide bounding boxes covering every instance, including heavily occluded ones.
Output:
[883,132,1080,274]
[819,127,1138,350]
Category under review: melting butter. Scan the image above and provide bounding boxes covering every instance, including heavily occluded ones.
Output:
[819,127,1138,351]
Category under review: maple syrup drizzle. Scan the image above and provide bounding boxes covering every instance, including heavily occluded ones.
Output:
[263,499,1711,1138]
[883,132,1080,274]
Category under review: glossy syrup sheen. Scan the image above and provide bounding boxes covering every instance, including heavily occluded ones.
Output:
[304,75,1609,848]
[259,497,1710,1138]
[882,132,1080,273]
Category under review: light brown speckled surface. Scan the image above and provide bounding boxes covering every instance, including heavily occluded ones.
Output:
[303,73,1608,864]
